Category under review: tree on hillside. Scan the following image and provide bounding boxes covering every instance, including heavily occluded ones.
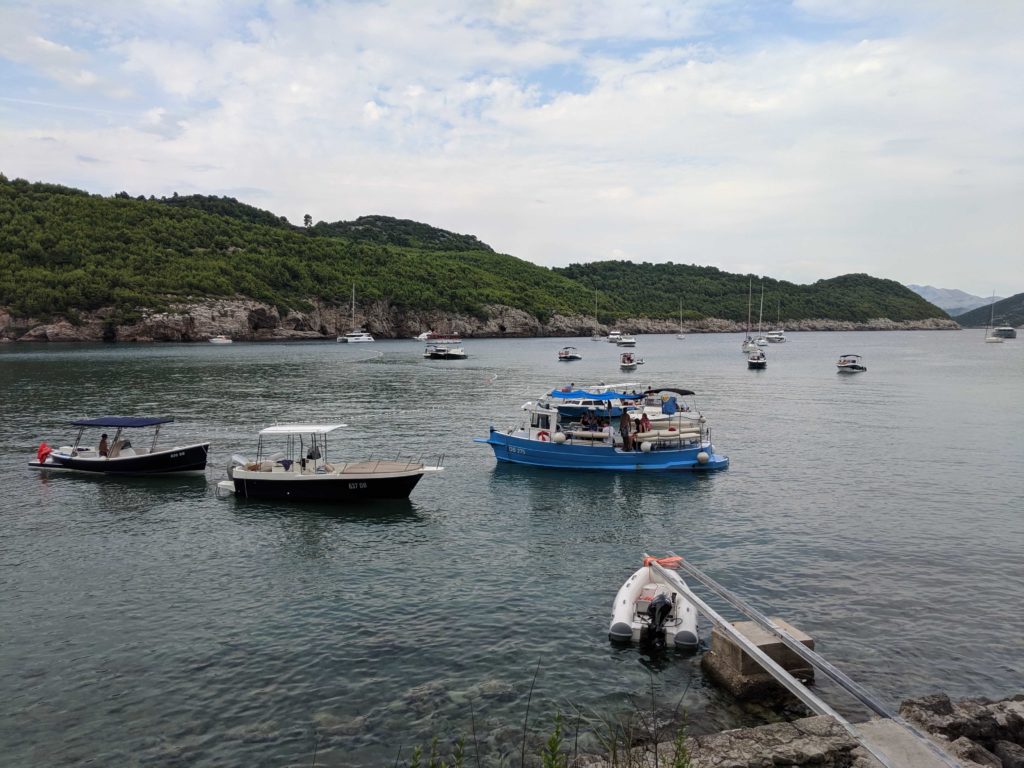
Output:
[303,214,312,228]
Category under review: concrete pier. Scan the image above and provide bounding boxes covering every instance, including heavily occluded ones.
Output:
[701,617,815,701]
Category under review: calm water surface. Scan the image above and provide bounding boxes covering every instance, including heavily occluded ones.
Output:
[1,331,1022,766]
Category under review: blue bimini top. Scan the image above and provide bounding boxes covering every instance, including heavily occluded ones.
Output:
[547,389,645,401]
[70,416,175,428]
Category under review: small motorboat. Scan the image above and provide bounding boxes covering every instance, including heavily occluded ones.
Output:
[836,354,867,373]
[414,331,432,341]
[424,334,468,360]
[620,351,638,370]
[209,335,233,344]
[747,348,767,369]
[616,335,637,347]
[606,330,622,343]
[609,556,699,650]
[29,416,209,475]
[220,424,442,502]
[558,346,582,361]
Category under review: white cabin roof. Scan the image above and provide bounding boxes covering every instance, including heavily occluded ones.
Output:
[259,424,347,435]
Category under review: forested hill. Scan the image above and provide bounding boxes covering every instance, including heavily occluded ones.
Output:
[0,175,948,325]
[555,262,945,324]
[954,292,1024,329]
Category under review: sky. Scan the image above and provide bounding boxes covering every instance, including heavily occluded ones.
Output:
[1,0,1022,297]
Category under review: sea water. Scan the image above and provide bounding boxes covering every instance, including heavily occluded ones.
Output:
[1,331,1021,766]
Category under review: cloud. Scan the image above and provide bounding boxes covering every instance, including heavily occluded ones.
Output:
[1,0,1022,295]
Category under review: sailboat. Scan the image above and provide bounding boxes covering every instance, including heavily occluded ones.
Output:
[766,297,786,343]
[984,292,1003,343]
[676,299,686,340]
[741,278,755,353]
[337,284,375,343]
[754,283,768,346]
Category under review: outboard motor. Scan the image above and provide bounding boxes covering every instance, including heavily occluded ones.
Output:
[639,593,674,651]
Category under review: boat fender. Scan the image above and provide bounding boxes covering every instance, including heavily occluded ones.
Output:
[696,451,709,464]
[537,430,550,442]
[552,432,567,444]
[640,441,652,452]
[609,622,633,643]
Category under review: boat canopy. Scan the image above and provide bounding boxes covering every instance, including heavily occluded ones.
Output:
[644,388,695,398]
[839,354,862,359]
[258,424,348,435]
[70,416,174,428]
[547,389,645,401]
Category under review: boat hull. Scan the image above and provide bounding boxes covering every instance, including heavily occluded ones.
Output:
[476,430,728,472]
[29,443,209,475]
[836,365,867,373]
[230,471,424,501]
[608,565,699,649]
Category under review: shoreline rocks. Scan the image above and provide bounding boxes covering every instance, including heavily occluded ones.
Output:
[0,300,960,343]
[578,694,1023,767]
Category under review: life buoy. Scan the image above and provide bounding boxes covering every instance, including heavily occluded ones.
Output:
[537,430,550,442]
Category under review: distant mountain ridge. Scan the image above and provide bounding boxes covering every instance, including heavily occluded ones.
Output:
[906,284,1001,316]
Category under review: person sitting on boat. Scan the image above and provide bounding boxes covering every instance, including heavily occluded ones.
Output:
[633,418,643,449]
[639,413,652,433]
[98,433,109,457]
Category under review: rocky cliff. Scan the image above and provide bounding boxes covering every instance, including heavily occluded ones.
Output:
[0,299,960,343]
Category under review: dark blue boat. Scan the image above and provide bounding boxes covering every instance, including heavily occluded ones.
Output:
[29,416,209,475]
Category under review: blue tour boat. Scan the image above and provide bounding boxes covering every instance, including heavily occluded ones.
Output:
[475,386,729,472]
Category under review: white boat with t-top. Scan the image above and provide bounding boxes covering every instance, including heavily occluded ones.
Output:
[221,424,442,502]
[609,556,698,650]
[607,330,622,343]
[209,335,233,344]
[836,354,867,373]
[558,346,582,361]
[620,351,638,370]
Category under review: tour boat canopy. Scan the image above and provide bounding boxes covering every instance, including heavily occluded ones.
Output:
[70,416,175,428]
[547,389,645,401]
[258,424,348,436]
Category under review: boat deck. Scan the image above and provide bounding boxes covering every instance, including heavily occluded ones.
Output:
[336,460,423,474]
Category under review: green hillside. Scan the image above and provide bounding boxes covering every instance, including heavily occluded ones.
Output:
[555,262,945,323]
[0,174,948,324]
[955,293,1024,329]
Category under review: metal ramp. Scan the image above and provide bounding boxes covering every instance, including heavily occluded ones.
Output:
[644,552,963,768]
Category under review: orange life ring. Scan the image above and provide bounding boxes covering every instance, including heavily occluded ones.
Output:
[537,430,550,441]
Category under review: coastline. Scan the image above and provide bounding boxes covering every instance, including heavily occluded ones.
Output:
[0,298,960,343]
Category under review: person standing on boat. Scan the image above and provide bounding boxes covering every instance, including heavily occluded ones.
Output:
[98,433,109,457]
[619,411,633,451]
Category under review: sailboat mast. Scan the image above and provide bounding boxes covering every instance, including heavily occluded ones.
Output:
[746,278,752,336]
[758,282,764,335]
[351,283,356,328]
